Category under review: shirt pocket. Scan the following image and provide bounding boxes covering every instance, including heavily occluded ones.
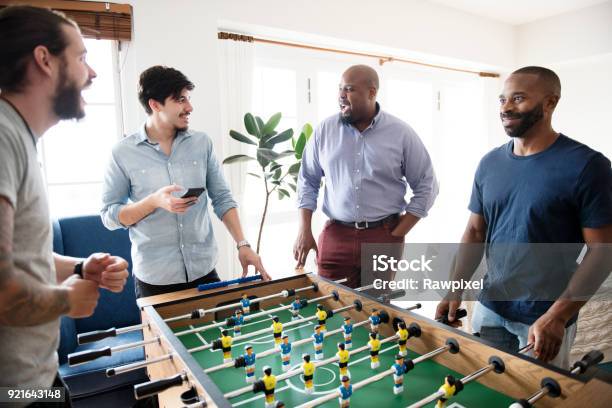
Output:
[178,159,206,189]
[130,165,170,198]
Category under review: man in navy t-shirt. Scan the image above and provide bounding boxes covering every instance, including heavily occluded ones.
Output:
[436,66,612,368]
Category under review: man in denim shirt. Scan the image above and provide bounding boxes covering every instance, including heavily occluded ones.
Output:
[101,66,269,297]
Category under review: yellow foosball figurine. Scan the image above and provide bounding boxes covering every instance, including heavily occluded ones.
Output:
[253,366,277,408]
[397,321,409,356]
[302,353,315,394]
[436,375,457,408]
[368,332,381,369]
[271,316,283,348]
[315,304,328,333]
[220,329,233,363]
[336,342,350,379]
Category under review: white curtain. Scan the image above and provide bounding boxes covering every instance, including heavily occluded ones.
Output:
[218,38,255,279]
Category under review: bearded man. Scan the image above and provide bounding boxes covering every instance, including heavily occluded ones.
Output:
[294,64,438,287]
[436,66,612,368]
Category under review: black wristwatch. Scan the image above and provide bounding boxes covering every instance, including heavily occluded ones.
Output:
[73,261,84,278]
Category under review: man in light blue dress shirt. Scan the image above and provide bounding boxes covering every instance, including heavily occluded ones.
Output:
[294,65,438,287]
[101,66,268,297]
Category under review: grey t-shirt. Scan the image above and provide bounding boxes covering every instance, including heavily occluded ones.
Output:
[0,99,59,390]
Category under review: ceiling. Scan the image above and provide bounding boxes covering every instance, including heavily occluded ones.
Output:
[427,0,609,25]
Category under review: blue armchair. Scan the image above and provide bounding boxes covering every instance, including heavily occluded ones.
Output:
[53,215,149,407]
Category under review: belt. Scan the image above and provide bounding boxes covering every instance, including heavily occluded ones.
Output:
[332,214,399,230]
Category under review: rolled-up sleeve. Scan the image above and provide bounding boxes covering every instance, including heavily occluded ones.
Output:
[206,141,237,220]
[100,149,130,230]
[403,129,439,218]
[297,130,323,211]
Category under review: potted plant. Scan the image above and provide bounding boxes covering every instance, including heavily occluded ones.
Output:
[223,112,312,253]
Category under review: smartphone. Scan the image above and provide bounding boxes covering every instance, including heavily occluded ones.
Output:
[181,187,206,199]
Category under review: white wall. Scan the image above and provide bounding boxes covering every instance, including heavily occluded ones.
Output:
[516,0,612,158]
[115,0,611,277]
[118,0,514,278]
[516,1,612,65]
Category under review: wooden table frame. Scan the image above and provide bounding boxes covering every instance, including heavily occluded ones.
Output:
[136,273,612,408]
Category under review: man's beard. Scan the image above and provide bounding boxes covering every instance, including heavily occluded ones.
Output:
[340,112,354,126]
[502,103,544,138]
[53,62,87,120]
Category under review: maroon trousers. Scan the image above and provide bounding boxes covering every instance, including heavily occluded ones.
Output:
[316,219,404,288]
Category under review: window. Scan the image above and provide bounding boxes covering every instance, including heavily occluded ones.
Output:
[38,39,123,217]
[245,43,492,277]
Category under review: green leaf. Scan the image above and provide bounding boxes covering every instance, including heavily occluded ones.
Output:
[273,168,281,179]
[257,148,280,161]
[288,162,301,175]
[302,123,313,140]
[276,150,296,160]
[255,116,265,137]
[259,131,277,148]
[262,112,282,136]
[269,163,282,172]
[266,128,294,147]
[256,149,270,168]
[270,180,281,185]
[229,130,257,145]
[244,113,260,138]
[294,133,307,158]
[278,188,290,199]
[247,172,261,179]
[287,182,297,192]
[223,154,256,164]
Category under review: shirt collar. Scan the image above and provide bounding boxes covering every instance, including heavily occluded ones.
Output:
[341,102,383,131]
[370,102,383,127]
[135,122,192,146]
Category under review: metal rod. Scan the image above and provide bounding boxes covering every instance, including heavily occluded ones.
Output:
[188,300,359,353]
[113,336,159,353]
[527,388,549,404]
[107,353,173,376]
[224,333,399,399]
[460,364,494,385]
[168,279,347,323]
[167,283,315,323]
[295,344,451,408]
[407,363,496,408]
[217,32,500,78]
[205,320,370,374]
[116,323,146,334]
[176,292,336,337]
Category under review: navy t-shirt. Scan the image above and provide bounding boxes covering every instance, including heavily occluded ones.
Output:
[469,134,612,325]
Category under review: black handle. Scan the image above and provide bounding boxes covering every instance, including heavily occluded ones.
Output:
[134,374,184,400]
[437,308,467,325]
[572,350,604,373]
[68,346,112,366]
[77,328,117,344]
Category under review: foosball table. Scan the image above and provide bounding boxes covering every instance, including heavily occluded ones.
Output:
[70,273,612,407]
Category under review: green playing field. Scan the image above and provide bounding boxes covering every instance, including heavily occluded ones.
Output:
[173,301,515,408]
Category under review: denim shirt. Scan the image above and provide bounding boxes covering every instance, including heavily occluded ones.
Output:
[101,124,237,285]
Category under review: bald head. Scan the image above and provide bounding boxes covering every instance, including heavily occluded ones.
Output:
[511,66,561,97]
[343,65,379,91]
